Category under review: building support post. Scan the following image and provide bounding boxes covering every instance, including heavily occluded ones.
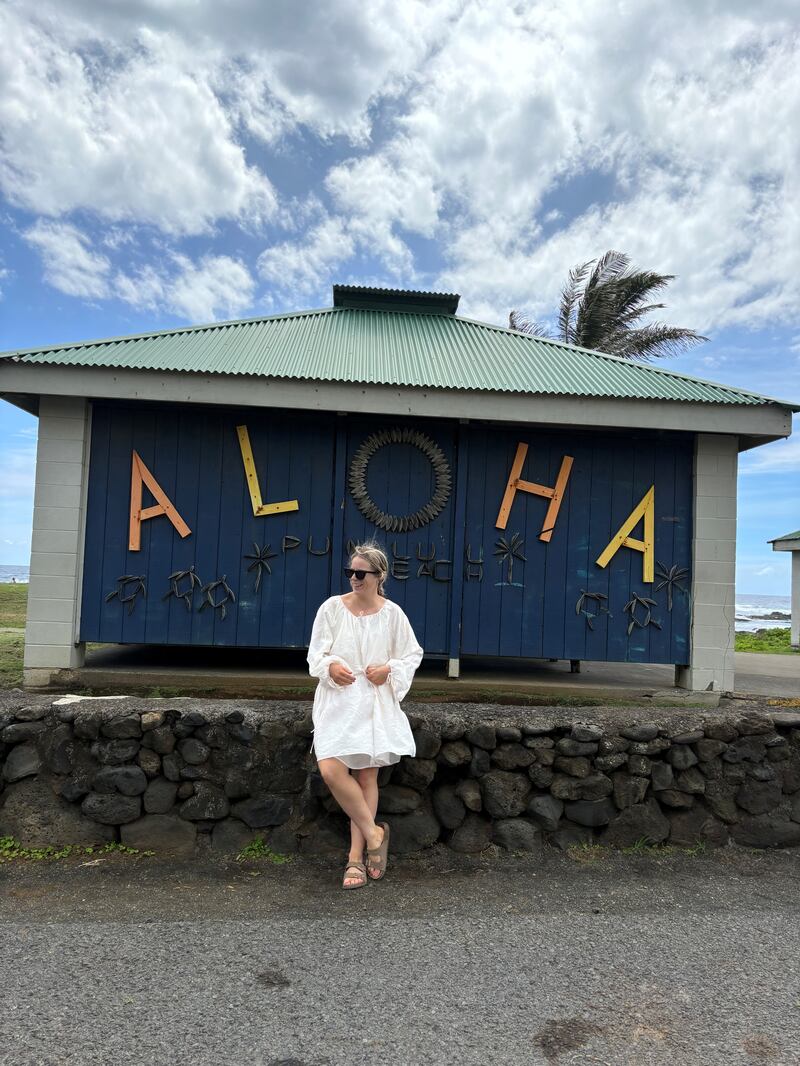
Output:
[23,396,90,686]
[674,434,737,694]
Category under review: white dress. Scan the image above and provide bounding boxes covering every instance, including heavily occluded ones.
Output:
[307,596,424,769]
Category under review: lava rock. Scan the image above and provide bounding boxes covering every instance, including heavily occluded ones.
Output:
[0,776,114,847]
[564,797,616,827]
[496,726,523,742]
[480,770,531,817]
[666,746,698,770]
[668,804,729,848]
[454,778,482,812]
[735,778,782,815]
[2,743,41,783]
[466,724,497,750]
[178,738,210,765]
[571,723,603,743]
[656,790,694,809]
[231,794,293,828]
[553,756,591,778]
[384,808,440,853]
[675,767,706,794]
[549,774,583,801]
[449,813,492,853]
[141,726,176,755]
[100,716,142,740]
[143,777,179,814]
[493,818,542,852]
[650,762,675,792]
[577,774,613,801]
[469,748,491,778]
[555,738,598,757]
[595,754,627,773]
[81,793,142,825]
[526,794,564,831]
[180,783,230,821]
[528,765,554,789]
[620,723,659,742]
[491,743,536,770]
[695,739,728,761]
[210,818,258,855]
[411,726,441,759]
[612,772,649,809]
[121,814,197,857]
[731,815,800,848]
[627,755,652,777]
[432,784,467,828]
[391,757,437,791]
[2,722,46,743]
[602,798,670,848]
[438,740,472,768]
[92,739,140,766]
[92,765,148,796]
[378,785,423,815]
[137,748,161,778]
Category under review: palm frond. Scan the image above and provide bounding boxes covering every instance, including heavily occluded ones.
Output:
[557,259,593,344]
[612,323,708,361]
[509,310,552,338]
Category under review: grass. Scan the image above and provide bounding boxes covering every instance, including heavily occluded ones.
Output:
[0,835,154,862]
[0,582,27,628]
[0,631,24,688]
[236,836,292,864]
[735,627,797,654]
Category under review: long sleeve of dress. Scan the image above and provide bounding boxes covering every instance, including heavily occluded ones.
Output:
[387,606,424,702]
[307,600,348,689]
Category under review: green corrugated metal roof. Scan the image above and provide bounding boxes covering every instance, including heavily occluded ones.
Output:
[3,302,798,409]
[770,530,800,542]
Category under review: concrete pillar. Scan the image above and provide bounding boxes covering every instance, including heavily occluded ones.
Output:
[792,552,800,649]
[24,396,91,685]
[675,433,737,694]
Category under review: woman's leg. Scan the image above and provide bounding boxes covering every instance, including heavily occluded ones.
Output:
[318,758,384,857]
[350,767,380,877]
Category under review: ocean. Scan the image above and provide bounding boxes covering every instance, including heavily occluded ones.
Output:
[734,593,792,633]
[0,565,29,584]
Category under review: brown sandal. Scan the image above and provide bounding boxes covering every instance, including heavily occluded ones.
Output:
[366,822,390,881]
[342,860,368,890]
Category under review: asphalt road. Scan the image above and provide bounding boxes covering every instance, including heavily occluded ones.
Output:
[2,844,800,1065]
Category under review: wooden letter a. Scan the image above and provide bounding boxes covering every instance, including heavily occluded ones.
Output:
[128,450,191,551]
[596,486,655,583]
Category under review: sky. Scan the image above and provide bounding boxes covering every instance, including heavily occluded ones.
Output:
[0,0,798,594]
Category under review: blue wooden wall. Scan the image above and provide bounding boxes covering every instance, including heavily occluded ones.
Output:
[80,402,693,663]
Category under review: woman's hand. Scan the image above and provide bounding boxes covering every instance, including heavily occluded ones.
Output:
[365,663,390,686]
[329,662,356,686]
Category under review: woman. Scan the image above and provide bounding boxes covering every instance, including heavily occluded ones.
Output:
[307,541,424,889]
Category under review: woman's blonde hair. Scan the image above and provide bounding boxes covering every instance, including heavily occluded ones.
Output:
[351,541,389,597]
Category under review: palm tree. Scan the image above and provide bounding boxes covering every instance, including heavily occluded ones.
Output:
[509,250,707,361]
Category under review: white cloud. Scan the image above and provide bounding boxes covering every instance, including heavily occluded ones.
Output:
[0,6,276,235]
[739,432,800,475]
[116,254,256,322]
[257,217,356,297]
[24,220,110,299]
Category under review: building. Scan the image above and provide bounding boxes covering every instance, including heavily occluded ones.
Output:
[769,531,800,648]
[1,285,796,691]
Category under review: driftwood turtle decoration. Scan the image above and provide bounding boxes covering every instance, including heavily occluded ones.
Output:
[623,593,662,636]
[348,428,452,533]
[163,565,202,611]
[199,575,236,620]
[654,561,690,611]
[575,589,610,630]
[244,542,277,593]
[105,575,147,615]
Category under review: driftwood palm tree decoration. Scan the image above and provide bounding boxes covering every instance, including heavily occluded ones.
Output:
[244,542,277,593]
[655,561,690,611]
[495,533,526,585]
[510,250,706,362]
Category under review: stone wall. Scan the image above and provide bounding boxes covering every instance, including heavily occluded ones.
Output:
[2,694,800,858]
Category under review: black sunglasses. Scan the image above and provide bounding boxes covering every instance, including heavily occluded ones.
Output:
[344,568,379,580]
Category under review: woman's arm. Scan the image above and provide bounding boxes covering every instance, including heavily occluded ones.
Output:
[386,606,424,702]
[307,601,351,688]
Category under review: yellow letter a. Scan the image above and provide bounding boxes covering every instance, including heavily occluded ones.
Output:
[596,486,655,583]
